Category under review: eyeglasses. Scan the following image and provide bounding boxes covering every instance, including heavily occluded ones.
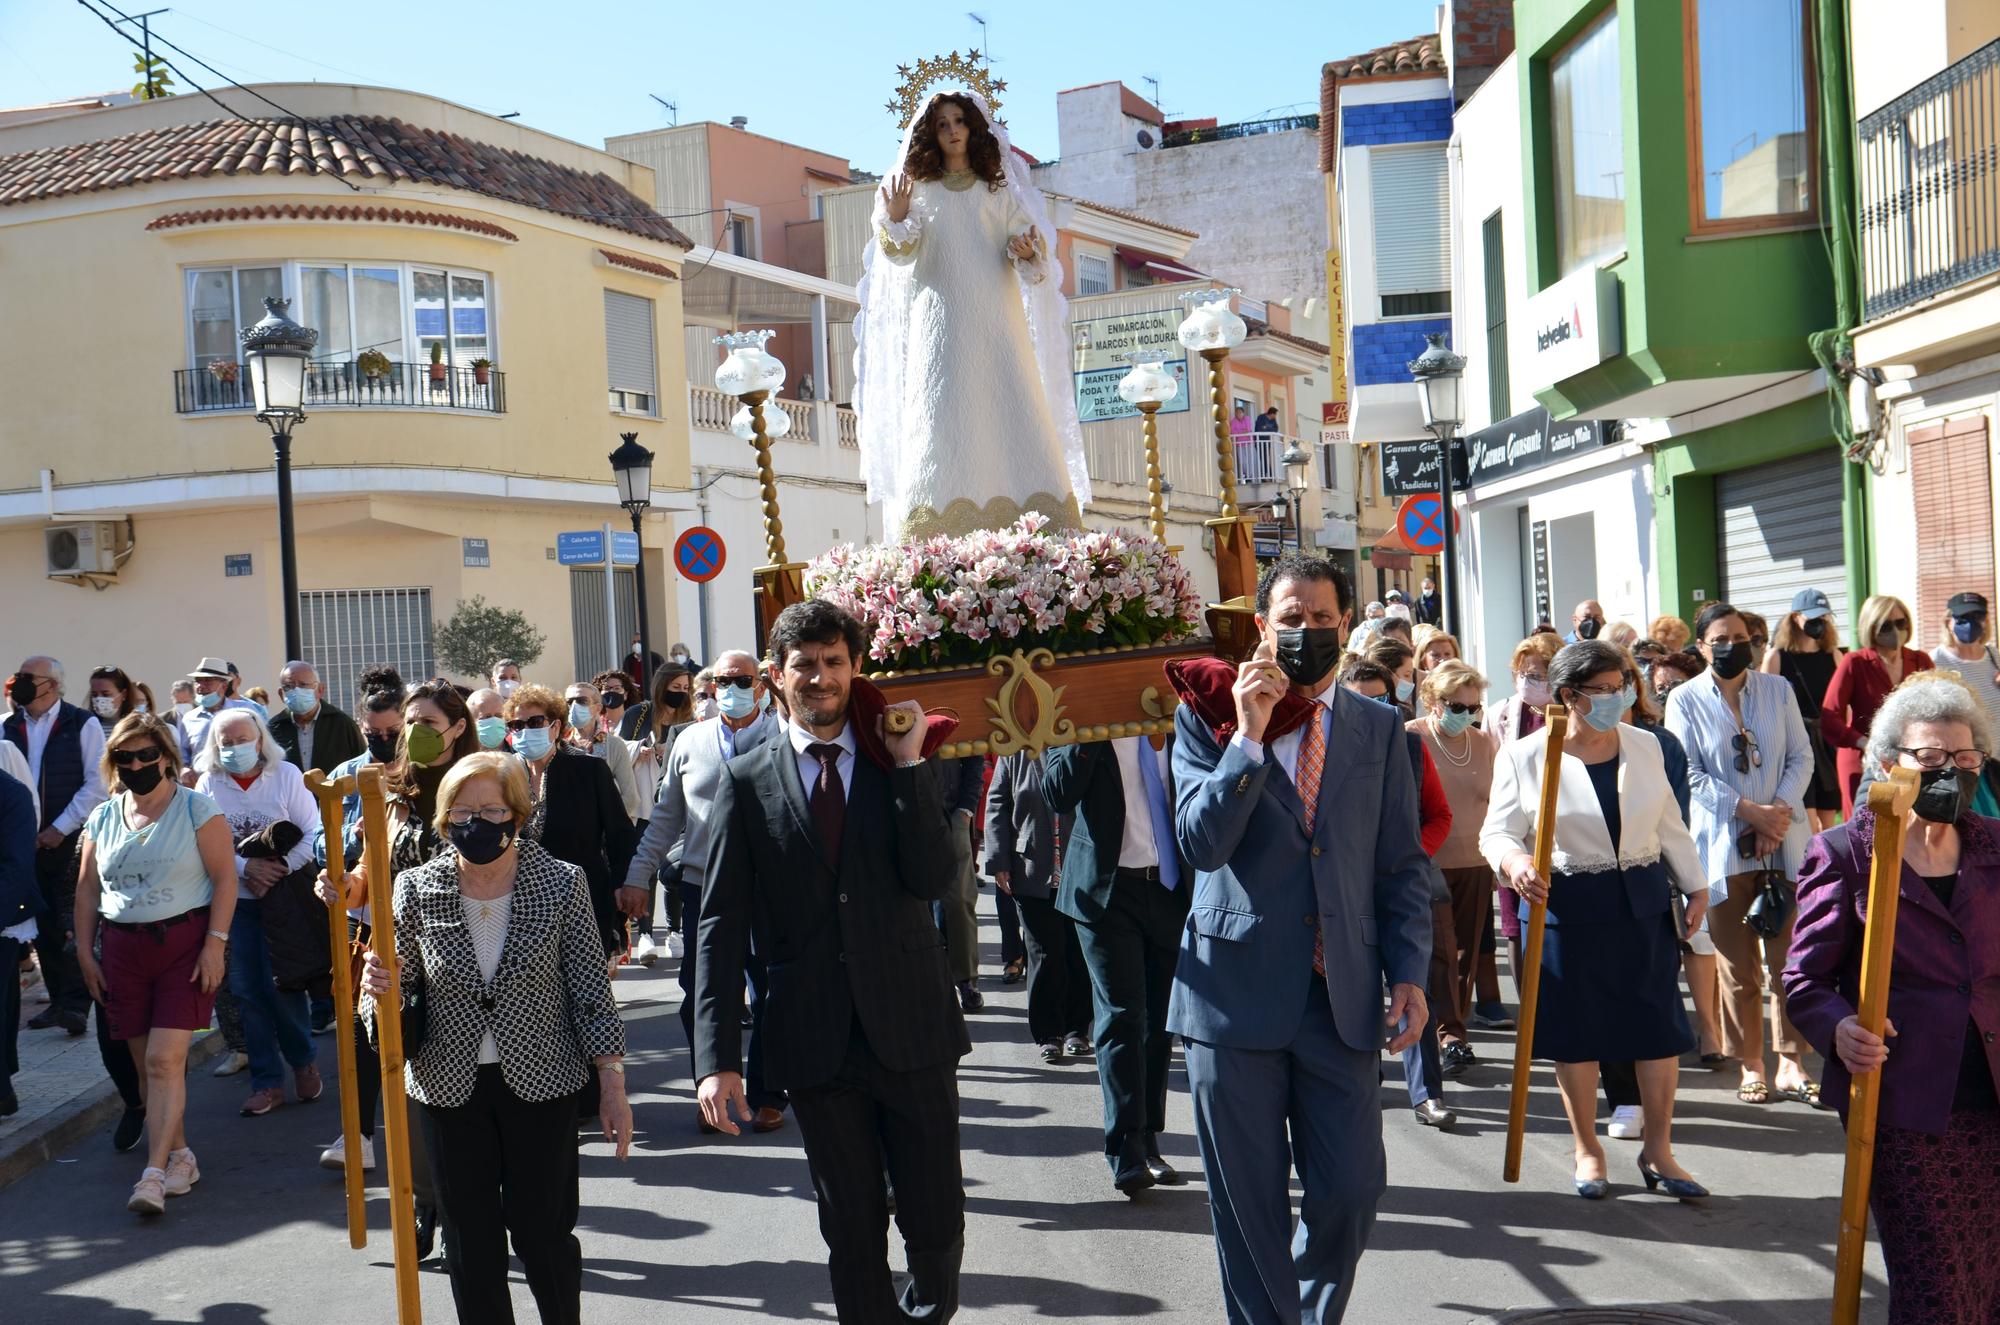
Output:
[505,715,554,732]
[1886,618,1911,632]
[110,748,163,768]
[1443,701,1483,717]
[1571,683,1623,697]
[445,806,515,828]
[1732,729,1762,774]
[715,675,757,690]
[1751,636,1768,649]
[1896,746,1988,772]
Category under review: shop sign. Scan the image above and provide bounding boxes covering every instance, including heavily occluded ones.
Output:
[1072,310,1192,423]
[1522,265,1621,392]
[1380,437,1466,497]
[1530,520,1552,628]
[1464,406,1610,489]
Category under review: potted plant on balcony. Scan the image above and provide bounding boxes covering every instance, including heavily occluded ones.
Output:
[204,358,240,405]
[428,342,447,384]
[470,357,492,386]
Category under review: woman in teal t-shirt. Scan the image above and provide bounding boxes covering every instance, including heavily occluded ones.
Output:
[73,713,236,1219]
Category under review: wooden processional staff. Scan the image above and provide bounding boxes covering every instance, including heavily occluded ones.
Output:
[307,764,423,1323]
[1831,766,1921,1325]
[1503,705,1568,1184]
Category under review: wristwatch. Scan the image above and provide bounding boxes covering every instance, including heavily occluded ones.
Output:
[207,930,230,944]
[601,1060,625,1076]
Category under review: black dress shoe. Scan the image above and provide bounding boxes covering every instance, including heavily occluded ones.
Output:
[956,981,985,1013]
[25,1007,60,1031]
[1413,1099,1457,1129]
[1441,1041,1476,1077]
[1143,1135,1183,1185]
[58,1011,87,1037]
[1111,1140,1156,1196]
[0,1088,17,1118]
[415,1205,438,1260]
[113,1106,146,1152]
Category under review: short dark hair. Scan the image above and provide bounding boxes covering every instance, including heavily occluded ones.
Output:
[1337,656,1395,692]
[1360,635,1414,673]
[1654,647,1708,680]
[357,664,406,704]
[591,670,629,695]
[1691,601,1743,643]
[769,600,868,670]
[1255,552,1352,618]
[1549,640,1629,699]
[359,688,403,717]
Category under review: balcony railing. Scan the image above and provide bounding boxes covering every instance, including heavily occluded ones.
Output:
[687,385,816,442]
[1859,38,2000,321]
[174,361,507,415]
[1233,433,1314,487]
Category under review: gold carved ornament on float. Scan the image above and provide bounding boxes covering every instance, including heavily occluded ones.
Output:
[886,50,1007,125]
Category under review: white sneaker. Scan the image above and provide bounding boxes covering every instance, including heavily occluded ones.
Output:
[665,932,684,960]
[211,1051,249,1078]
[1606,1104,1644,1140]
[163,1147,200,1196]
[633,934,659,968]
[318,1134,376,1171]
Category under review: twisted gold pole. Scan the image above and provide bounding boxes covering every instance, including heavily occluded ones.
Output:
[742,390,789,567]
[1202,347,1241,518]
[1138,400,1168,542]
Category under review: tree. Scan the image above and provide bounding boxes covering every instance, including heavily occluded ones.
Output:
[434,596,545,680]
[131,53,175,100]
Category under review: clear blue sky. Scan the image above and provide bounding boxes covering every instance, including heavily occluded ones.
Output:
[3,0,1439,175]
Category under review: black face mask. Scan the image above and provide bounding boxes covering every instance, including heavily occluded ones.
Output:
[366,731,401,764]
[1576,617,1602,641]
[1273,627,1344,686]
[1708,641,1752,680]
[120,762,165,796]
[1913,766,1978,825]
[601,692,625,710]
[7,675,38,707]
[447,817,515,865]
[1802,618,1827,641]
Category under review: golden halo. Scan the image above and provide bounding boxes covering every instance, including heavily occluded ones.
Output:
[885,51,1007,126]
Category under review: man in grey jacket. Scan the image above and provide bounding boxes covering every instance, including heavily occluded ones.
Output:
[984,753,1092,1063]
[622,648,787,1132]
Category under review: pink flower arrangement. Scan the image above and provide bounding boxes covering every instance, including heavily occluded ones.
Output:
[806,513,1205,671]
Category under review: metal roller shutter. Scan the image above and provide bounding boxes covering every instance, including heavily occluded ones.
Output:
[1716,450,1849,632]
[569,567,639,682]
[1909,415,1995,645]
[603,290,657,395]
[1371,144,1449,299]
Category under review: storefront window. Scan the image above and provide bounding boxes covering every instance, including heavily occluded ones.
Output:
[1550,10,1625,274]
[1690,0,1813,226]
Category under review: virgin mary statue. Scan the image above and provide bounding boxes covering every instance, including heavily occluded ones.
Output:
[853,88,1091,541]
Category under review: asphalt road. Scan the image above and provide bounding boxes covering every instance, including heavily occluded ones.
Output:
[0,916,1888,1324]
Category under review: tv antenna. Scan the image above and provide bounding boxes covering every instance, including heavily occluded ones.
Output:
[1142,74,1163,115]
[967,13,994,66]
[649,94,678,125]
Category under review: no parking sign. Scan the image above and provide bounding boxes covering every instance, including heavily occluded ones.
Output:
[673,526,726,583]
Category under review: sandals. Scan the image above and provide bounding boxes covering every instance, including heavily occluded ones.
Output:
[1775,1081,1826,1110]
[1736,1081,1771,1105]
[1001,957,1026,985]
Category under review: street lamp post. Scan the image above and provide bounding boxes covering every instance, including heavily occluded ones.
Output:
[608,432,656,695]
[1408,332,1467,639]
[1116,357,1180,543]
[1281,441,1310,554]
[1272,492,1292,551]
[240,297,317,662]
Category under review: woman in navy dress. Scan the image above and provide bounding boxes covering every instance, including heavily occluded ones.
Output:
[1481,640,1711,1201]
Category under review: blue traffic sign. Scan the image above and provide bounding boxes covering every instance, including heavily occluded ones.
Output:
[611,531,640,566]
[1396,494,1449,553]
[557,530,605,565]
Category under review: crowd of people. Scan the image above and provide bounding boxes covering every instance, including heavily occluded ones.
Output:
[3,568,1997,1325]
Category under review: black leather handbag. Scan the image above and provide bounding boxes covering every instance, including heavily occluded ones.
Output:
[1742,864,1795,940]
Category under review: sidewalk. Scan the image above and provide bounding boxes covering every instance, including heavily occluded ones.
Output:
[1,963,225,1191]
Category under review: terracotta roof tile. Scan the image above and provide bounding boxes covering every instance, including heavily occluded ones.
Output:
[0,114,693,247]
[597,248,679,279]
[146,203,519,242]
[1043,190,1199,240]
[1318,34,1447,172]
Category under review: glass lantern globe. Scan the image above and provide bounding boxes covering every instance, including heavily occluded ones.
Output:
[713,330,787,396]
[1176,287,1248,353]
[1117,358,1180,407]
[729,401,791,441]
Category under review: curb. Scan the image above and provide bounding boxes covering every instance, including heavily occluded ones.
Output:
[0,1030,228,1194]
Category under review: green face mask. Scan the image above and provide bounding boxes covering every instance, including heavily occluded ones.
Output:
[405,722,448,766]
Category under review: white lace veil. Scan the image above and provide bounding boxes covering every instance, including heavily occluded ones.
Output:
[852,88,1092,515]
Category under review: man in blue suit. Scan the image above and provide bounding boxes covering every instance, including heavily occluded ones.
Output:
[1168,552,1432,1324]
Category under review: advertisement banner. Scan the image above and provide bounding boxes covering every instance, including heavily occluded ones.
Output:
[1071,309,1194,423]
[1379,438,1464,497]
[1463,406,1610,489]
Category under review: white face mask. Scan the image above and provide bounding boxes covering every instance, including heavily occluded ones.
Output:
[91,696,120,718]
[693,696,719,722]
[497,679,520,697]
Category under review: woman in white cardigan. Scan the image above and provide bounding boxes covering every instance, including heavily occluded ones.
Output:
[1481,640,1712,1202]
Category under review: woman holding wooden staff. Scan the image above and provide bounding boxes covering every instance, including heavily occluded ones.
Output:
[1479,639,1710,1201]
[1784,675,2000,1325]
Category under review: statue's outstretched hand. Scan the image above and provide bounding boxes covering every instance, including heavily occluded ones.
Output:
[881,173,913,224]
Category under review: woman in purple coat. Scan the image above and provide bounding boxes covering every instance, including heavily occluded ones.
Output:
[1784,674,2000,1324]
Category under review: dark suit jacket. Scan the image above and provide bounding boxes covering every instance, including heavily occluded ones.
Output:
[983,753,1059,900]
[537,747,636,952]
[0,771,39,927]
[269,702,365,775]
[695,735,968,1092]
[1042,738,1190,932]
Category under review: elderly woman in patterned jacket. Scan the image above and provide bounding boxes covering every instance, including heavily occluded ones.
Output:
[361,751,630,1325]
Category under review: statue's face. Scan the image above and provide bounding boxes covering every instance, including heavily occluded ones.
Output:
[932,100,971,157]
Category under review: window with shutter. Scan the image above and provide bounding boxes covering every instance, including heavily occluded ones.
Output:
[604,290,658,416]
[1482,212,1509,418]
[1910,415,1996,646]
[1371,144,1450,318]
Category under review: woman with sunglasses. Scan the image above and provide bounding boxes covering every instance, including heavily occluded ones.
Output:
[73,713,237,1215]
[1411,659,1496,1080]
[1665,602,1819,1109]
[1824,594,1933,818]
[1481,640,1710,1201]
[500,684,639,975]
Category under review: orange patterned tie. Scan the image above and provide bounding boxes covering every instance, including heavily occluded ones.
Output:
[1296,701,1326,976]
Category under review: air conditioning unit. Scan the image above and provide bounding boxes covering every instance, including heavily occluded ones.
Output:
[45,521,124,578]
[1132,126,1159,153]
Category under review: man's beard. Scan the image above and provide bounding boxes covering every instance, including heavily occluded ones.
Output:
[793,687,846,728]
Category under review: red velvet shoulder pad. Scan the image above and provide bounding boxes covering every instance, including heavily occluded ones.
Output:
[848,676,960,770]
[1164,656,1314,746]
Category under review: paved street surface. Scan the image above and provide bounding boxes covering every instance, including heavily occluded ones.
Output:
[2,917,1887,1324]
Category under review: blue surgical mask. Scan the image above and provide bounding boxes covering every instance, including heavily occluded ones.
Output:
[475,716,509,750]
[511,726,553,761]
[568,702,594,733]
[1438,709,1476,738]
[1579,689,1628,733]
[1954,618,1983,644]
[217,742,260,775]
[716,684,757,720]
[282,687,317,715]
[1395,679,1415,704]
[196,689,223,711]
